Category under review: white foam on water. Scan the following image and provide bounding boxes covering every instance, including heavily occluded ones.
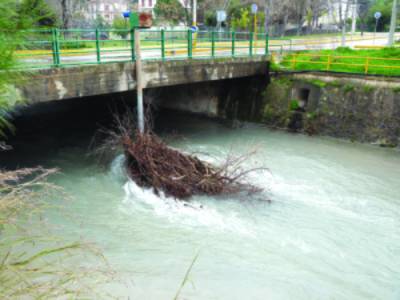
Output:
[121,179,256,237]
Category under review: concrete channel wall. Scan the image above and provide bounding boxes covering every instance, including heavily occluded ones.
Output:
[261,72,400,147]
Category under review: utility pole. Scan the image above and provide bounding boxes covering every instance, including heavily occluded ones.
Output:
[388,0,398,46]
[192,0,197,27]
[351,0,358,35]
[134,29,145,133]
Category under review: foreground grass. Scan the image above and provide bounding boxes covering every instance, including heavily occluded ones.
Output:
[0,168,120,299]
[280,47,400,76]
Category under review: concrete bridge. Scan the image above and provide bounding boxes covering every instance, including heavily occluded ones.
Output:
[14,28,270,120]
[18,56,270,104]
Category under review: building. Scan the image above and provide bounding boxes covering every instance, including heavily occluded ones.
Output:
[139,0,190,12]
[87,0,131,23]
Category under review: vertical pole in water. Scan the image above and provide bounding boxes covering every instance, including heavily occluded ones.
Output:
[135,29,144,133]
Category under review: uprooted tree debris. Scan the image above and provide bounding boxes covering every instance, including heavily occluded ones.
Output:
[102,114,265,200]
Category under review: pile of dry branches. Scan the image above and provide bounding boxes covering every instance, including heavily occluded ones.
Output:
[120,131,262,199]
[97,111,265,200]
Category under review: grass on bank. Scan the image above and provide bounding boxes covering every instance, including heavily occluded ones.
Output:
[280,47,400,76]
[0,168,120,299]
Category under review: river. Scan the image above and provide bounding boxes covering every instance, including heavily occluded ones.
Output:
[2,111,400,299]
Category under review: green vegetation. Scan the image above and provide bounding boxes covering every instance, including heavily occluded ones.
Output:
[393,87,400,93]
[363,85,375,93]
[154,0,187,25]
[281,47,400,76]
[344,84,355,93]
[327,80,343,87]
[290,99,300,110]
[112,17,130,39]
[305,79,327,88]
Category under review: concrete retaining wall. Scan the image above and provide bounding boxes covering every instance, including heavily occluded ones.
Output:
[262,72,400,147]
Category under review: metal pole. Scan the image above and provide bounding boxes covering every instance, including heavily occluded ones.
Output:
[51,28,57,66]
[192,0,197,47]
[130,28,135,61]
[254,13,257,53]
[55,28,60,66]
[134,29,145,133]
[192,0,197,26]
[95,28,101,63]
[188,30,193,59]
[388,0,398,46]
[250,32,254,56]
[211,31,216,57]
[231,31,236,57]
[161,29,166,60]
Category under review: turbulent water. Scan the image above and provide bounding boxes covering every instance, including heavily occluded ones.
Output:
[4,114,400,299]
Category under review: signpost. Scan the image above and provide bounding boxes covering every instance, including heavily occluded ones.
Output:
[216,10,227,30]
[374,11,382,44]
[251,4,258,46]
[122,11,152,134]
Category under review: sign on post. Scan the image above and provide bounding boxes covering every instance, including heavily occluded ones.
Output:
[251,3,258,14]
[216,10,227,23]
[374,11,382,19]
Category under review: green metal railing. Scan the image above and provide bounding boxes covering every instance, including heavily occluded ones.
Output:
[14,29,271,69]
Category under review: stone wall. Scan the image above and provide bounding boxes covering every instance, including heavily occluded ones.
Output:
[262,72,400,147]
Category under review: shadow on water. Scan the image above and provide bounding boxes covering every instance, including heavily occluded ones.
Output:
[0,91,231,169]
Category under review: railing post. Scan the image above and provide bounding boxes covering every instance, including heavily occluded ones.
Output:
[211,31,216,58]
[95,28,101,63]
[161,29,165,60]
[187,30,193,59]
[265,33,269,56]
[365,57,370,74]
[54,28,60,66]
[231,31,236,57]
[292,53,297,69]
[130,28,135,61]
[249,32,254,56]
[51,28,57,66]
[327,54,332,71]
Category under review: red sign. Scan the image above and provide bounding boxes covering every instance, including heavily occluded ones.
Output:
[139,12,152,28]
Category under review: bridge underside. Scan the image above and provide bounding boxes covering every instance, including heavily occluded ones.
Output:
[17,57,269,104]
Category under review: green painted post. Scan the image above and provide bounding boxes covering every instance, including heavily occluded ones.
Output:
[231,31,236,57]
[161,29,165,60]
[51,28,57,66]
[54,28,60,66]
[249,32,254,56]
[265,33,269,56]
[211,31,216,58]
[130,28,135,61]
[188,30,193,59]
[95,28,101,63]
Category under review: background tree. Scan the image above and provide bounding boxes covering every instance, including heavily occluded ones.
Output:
[154,0,187,25]
[112,17,130,38]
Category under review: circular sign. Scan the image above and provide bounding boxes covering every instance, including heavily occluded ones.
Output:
[251,3,258,14]
[190,26,198,33]
[374,11,382,19]
[122,11,131,18]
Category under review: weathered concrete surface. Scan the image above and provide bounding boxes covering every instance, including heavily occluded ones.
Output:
[262,72,400,147]
[153,75,269,120]
[17,57,269,104]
